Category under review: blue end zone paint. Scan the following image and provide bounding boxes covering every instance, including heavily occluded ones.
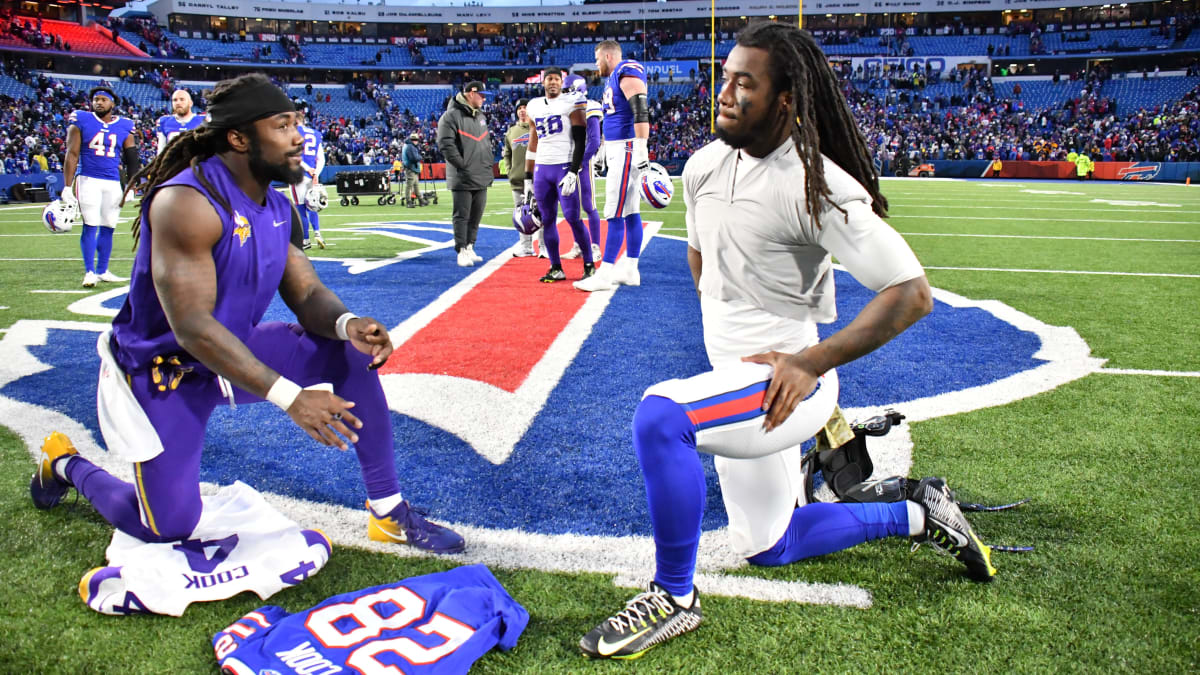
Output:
[3,226,1046,538]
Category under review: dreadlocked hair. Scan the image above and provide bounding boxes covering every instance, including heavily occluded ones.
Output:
[125,74,268,249]
[735,21,888,223]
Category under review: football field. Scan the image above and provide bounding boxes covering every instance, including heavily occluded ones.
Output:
[0,177,1196,672]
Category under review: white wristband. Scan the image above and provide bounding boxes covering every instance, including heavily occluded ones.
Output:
[335,312,358,341]
[632,138,649,166]
[266,377,302,412]
[525,151,536,162]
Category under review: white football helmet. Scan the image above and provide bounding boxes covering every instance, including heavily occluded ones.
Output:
[305,184,329,212]
[42,199,78,233]
[639,163,674,209]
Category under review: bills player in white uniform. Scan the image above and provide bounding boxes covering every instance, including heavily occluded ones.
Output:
[574,40,650,292]
[155,89,206,155]
[292,103,326,249]
[580,23,995,661]
[63,86,139,287]
[524,66,595,282]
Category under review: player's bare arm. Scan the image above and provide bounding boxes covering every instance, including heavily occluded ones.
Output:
[150,186,360,449]
[744,275,932,430]
[278,207,392,371]
[687,245,702,296]
[63,124,80,196]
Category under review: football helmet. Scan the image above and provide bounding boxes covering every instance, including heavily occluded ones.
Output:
[304,184,329,212]
[563,74,588,97]
[639,163,674,209]
[42,199,78,233]
[512,202,542,235]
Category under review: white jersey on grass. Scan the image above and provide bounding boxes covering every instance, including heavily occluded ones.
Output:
[81,481,332,616]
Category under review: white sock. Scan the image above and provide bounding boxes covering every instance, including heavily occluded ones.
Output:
[626,256,639,270]
[906,500,925,537]
[671,589,695,608]
[369,493,404,516]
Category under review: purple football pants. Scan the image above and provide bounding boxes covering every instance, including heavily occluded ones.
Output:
[65,322,401,543]
[533,162,592,266]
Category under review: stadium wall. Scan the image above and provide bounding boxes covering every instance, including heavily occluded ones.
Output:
[151,0,1129,24]
[928,160,1200,182]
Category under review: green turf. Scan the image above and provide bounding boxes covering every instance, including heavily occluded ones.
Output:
[0,178,1197,672]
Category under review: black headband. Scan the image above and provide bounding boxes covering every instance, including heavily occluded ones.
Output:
[207,79,296,129]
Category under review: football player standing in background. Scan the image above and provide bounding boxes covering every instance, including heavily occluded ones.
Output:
[575,40,649,292]
[563,74,604,264]
[580,22,992,660]
[503,99,534,255]
[155,89,205,155]
[524,66,594,282]
[31,75,464,589]
[292,103,326,249]
[64,86,139,288]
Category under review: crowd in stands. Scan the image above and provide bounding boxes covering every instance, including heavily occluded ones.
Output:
[2,12,71,52]
[104,16,189,59]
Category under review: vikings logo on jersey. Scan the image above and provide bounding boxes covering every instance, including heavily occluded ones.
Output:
[0,222,1100,603]
[232,211,252,246]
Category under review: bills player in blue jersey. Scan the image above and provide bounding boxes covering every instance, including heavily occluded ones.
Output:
[580,23,993,660]
[575,40,651,292]
[524,66,595,282]
[156,89,205,155]
[63,86,140,288]
[32,75,464,603]
[562,74,604,264]
[292,103,327,250]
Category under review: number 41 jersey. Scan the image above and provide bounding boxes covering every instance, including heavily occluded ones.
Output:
[70,110,135,181]
[213,564,530,675]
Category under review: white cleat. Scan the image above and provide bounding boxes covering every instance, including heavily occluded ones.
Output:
[573,266,617,292]
[314,233,327,249]
[466,244,483,262]
[591,243,603,263]
[81,271,99,288]
[97,271,127,283]
[615,257,641,287]
[456,249,474,267]
[563,243,582,259]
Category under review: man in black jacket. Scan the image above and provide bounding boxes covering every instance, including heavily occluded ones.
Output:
[437,81,494,267]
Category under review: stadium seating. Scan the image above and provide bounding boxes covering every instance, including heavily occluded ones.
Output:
[43,19,141,57]
[301,43,414,68]
[0,73,35,99]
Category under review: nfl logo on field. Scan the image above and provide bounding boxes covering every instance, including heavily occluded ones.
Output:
[640,163,674,209]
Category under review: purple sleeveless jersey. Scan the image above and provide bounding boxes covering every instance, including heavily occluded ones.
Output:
[111,155,295,373]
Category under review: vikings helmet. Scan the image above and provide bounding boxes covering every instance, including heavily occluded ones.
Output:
[512,202,542,234]
[639,163,674,209]
[563,74,589,97]
[42,199,78,233]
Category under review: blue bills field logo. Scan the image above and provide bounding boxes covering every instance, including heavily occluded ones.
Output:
[0,221,1101,606]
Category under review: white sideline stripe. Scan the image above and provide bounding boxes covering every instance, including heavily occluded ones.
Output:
[0,258,135,262]
[1097,368,1200,377]
[889,215,1191,225]
[923,266,1200,278]
[901,233,1200,243]
[29,289,93,294]
[896,205,1184,214]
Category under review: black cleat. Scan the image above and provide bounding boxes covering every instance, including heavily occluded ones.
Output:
[582,262,596,279]
[539,266,566,283]
[580,582,702,659]
[910,477,997,582]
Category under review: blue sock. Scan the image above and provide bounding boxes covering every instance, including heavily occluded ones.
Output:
[747,501,910,567]
[603,216,625,264]
[307,207,320,233]
[634,395,703,598]
[79,224,99,274]
[96,227,114,274]
[625,213,643,258]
